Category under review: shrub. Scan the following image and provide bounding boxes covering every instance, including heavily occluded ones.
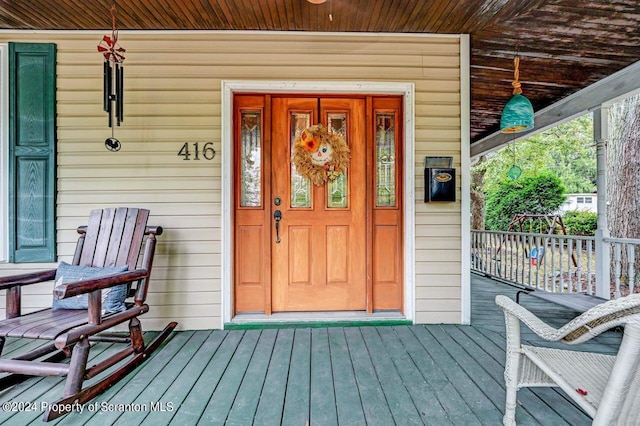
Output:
[485,173,566,231]
[563,210,597,236]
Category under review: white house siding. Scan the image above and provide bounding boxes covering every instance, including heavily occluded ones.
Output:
[0,32,463,329]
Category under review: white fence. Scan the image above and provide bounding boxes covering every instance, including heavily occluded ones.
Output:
[472,231,640,299]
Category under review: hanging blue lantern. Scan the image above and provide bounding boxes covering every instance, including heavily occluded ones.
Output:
[500,56,534,134]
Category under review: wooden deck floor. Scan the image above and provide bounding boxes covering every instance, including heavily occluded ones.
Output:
[0,274,622,425]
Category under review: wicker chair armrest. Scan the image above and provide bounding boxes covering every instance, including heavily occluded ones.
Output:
[496,295,563,340]
[496,294,640,344]
[0,269,57,290]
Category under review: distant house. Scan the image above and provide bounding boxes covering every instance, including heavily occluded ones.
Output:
[559,193,597,214]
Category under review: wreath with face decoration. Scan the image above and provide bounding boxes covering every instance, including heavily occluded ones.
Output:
[291,124,350,186]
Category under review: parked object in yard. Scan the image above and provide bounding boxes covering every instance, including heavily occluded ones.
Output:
[0,207,176,421]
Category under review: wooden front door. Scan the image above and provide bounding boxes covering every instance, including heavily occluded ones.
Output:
[271,97,366,311]
[234,95,403,315]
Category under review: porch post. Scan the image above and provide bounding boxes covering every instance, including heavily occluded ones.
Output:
[593,106,610,299]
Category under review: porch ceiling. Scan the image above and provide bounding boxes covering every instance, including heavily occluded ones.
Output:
[1,0,639,149]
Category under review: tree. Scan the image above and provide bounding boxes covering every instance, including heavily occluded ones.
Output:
[607,94,640,285]
[472,114,595,230]
[481,114,595,194]
[471,155,486,230]
[485,173,566,231]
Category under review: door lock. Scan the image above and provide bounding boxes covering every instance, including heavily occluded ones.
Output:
[274,196,281,206]
[273,210,282,243]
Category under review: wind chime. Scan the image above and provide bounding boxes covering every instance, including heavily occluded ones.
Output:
[97,4,125,151]
[507,142,522,180]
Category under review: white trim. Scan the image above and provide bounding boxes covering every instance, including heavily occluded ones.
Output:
[460,35,471,324]
[221,80,416,326]
[0,44,8,263]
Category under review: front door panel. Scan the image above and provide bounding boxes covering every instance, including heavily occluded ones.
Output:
[271,98,366,311]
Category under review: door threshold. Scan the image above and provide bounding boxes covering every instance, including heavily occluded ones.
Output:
[225,311,410,330]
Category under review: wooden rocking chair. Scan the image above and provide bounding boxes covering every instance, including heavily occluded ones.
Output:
[0,207,177,421]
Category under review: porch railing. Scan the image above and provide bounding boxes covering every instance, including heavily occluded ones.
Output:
[472,230,640,299]
[605,236,640,299]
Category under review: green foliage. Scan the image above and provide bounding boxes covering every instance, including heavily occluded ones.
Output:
[562,210,598,236]
[485,173,566,231]
[478,114,596,194]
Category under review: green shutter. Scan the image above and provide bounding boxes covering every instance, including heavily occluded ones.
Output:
[8,43,56,263]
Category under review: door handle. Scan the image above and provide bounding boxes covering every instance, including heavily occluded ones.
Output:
[273,210,282,243]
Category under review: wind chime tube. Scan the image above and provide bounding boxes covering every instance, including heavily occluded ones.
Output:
[107,62,113,128]
[103,61,109,112]
[115,63,120,126]
[117,64,124,125]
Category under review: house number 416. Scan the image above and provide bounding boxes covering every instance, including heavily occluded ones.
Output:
[177,142,216,160]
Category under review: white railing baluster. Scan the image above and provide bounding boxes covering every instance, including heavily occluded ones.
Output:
[587,239,593,295]
[543,236,549,291]
[493,232,497,276]
[614,243,621,299]
[551,238,557,293]
[520,234,525,285]
[510,233,515,282]
[576,240,583,293]
[559,238,565,292]
[567,238,574,293]
[628,244,635,296]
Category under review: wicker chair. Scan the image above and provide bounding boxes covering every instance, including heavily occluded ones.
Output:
[496,294,640,426]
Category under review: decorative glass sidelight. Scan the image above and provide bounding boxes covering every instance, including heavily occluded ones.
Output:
[240,111,262,207]
[376,113,396,207]
[290,112,312,208]
[327,113,348,208]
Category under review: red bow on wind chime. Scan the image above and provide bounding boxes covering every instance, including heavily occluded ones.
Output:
[97,4,125,150]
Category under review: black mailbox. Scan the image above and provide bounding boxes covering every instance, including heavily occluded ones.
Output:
[425,167,456,202]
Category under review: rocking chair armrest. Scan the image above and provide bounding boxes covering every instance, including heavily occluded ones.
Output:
[53,269,149,300]
[0,269,57,290]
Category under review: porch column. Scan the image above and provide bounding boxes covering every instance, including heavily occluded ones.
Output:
[594,106,610,299]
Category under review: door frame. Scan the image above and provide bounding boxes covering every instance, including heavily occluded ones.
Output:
[221,80,416,325]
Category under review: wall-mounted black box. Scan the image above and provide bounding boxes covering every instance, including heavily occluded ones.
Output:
[425,168,456,202]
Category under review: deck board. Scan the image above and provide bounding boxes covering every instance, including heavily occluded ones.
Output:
[251,329,293,425]
[203,329,262,424]
[393,326,480,425]
[361,327,423,424]
[0,274,624,425]
[224,329,277,426]
[327,328,367,425]
[377,327,451,424]
[113,330,207,425]
[141,329,228,425]
[309,328,338,425]
[168,330,239,425]
[282,328,311,426]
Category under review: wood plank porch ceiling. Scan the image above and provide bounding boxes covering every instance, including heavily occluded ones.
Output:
[1,0,638,145]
